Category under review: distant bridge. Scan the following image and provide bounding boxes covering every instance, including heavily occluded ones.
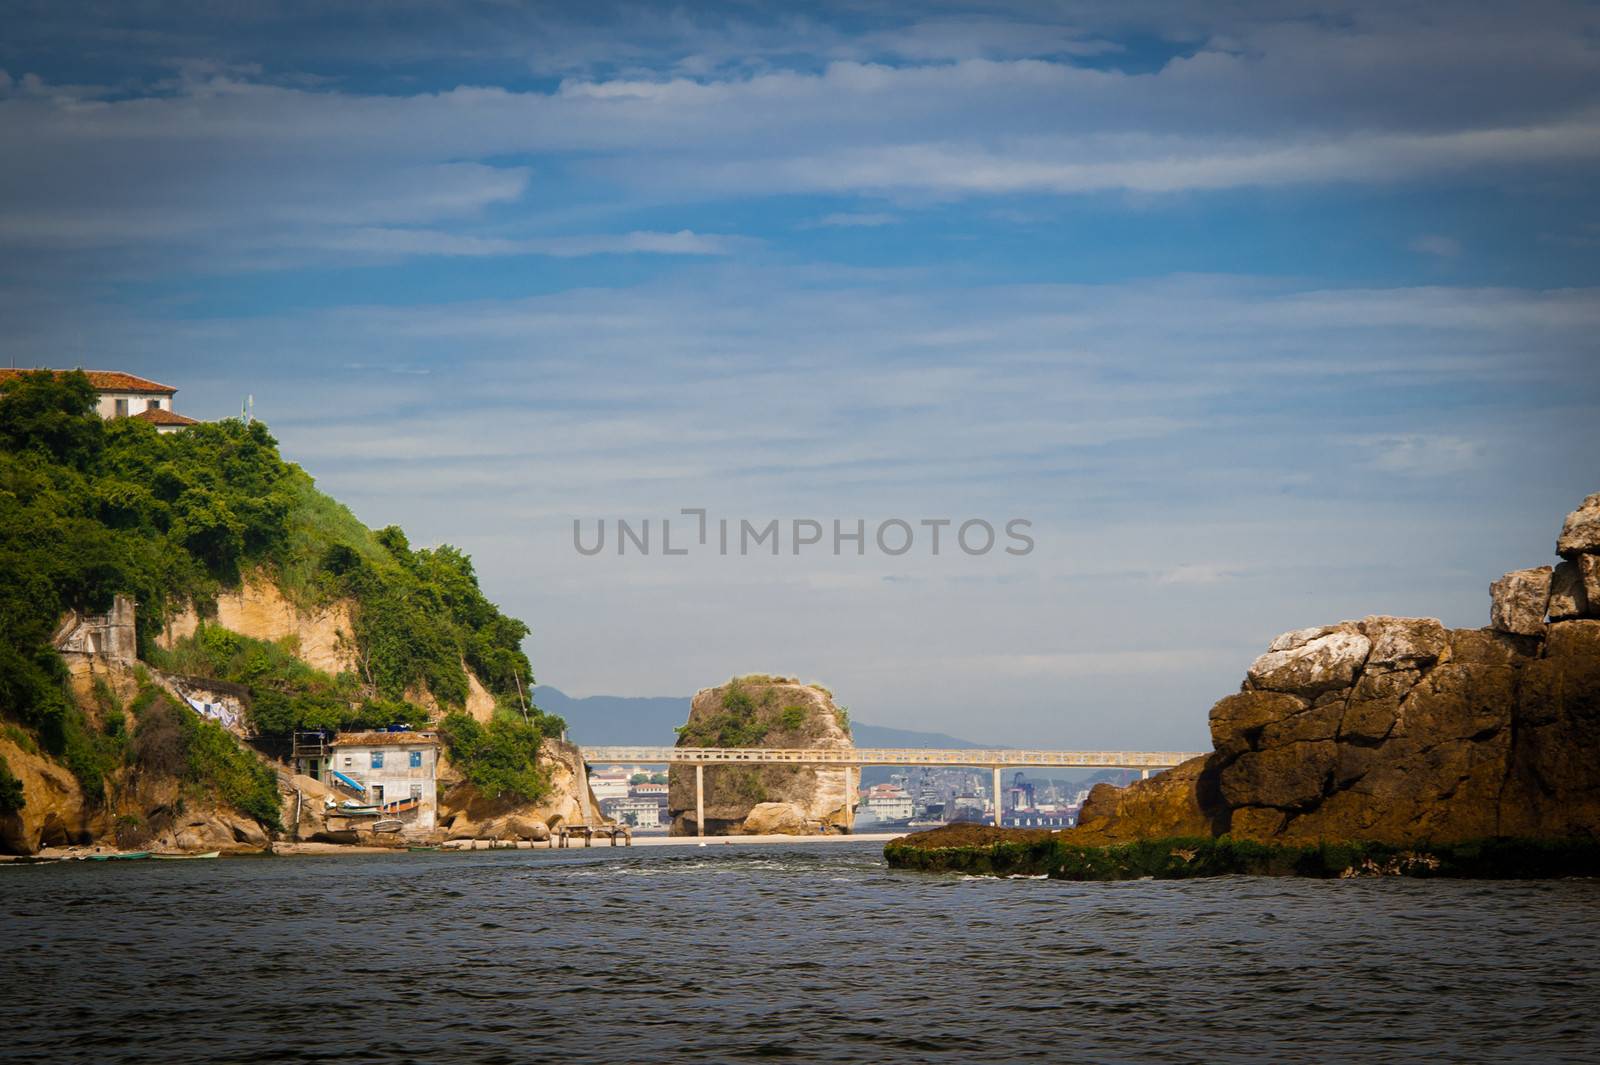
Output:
[578,746,1204,835]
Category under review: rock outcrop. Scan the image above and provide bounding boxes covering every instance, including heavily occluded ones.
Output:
[159,570,359,675]
[0,735,111,853]
[1068,491,1600,848]
[668,676,854,835]
[436,738,601,842]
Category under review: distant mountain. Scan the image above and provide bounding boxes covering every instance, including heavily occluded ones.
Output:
[533,686,985,749]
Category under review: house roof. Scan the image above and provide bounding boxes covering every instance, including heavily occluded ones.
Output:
[330,730,442,748]
[0,368,177,394]
[130,408,200,427]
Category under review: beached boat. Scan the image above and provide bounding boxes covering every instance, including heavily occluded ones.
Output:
[86,851,151,861]
[152,851,221,860]
[407,845,440,853]
[371,819,403,833]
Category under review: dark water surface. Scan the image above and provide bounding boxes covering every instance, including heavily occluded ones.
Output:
[4,842,1599,1063]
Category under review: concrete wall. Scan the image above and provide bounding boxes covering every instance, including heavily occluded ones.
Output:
[95,392,170,419]
[329,743,440,829]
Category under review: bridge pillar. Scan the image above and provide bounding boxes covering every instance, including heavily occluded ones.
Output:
[993,766,1002,827]
[1141,768,1149,780]
[695,763,705,838]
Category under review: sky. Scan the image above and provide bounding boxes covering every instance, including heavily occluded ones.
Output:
[3,1,1598,749]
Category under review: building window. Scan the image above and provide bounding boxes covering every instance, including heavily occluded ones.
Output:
[409,784,423,800]
[147,399,160,411]
[409,751,423,768]
[115,398,128,417]
[343,756,353,767]
[371,751,384,769]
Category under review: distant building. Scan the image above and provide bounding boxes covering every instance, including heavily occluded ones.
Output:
[52,594,137,662]
[602,797,663,828]
[589,766,633,801]
[630,782,668,798]
[325,731,443,829]
[860,783,914,823]
[0,368,200,433]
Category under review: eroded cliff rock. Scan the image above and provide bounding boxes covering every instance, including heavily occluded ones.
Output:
[436,738,600,842]
[1067,491,1600,848]
[668,676,854,835]
[159,570,360,675]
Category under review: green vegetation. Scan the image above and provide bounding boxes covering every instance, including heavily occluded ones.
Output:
[439,709,565,804]
[148,623,420,736]
[0,754,24,814]
[129,687,282,830]
[0,370,536,766]
[883,833,1600,880]
[675,676,842,747]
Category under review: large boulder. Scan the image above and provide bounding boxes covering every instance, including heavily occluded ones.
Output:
[1359,616,1448,671]
[1548,560,1590,620]
[741,802,810,835]
[1580,554,1600,607]
[668,676,855,836]
[1072,755,1219,844]
[0,737,108,854]
[1246,626,1370,696]
[1490,567,1552,636]
[1557,492,1600,558]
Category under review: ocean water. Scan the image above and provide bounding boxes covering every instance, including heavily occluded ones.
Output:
[3,841,1598,1064]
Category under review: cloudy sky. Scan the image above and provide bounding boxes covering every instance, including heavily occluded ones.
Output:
[5,1,1598,748]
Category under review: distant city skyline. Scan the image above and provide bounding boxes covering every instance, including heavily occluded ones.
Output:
[4,2,1597,748]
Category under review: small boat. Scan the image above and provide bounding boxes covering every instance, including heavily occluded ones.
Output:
[87,851,151,861]
[371,819,403,833]
[152,851,221,860]
[407,845,440,853]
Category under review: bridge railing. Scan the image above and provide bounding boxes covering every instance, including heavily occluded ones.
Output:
[578,746,1204,768]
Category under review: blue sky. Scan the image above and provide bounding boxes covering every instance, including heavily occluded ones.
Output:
[4,1,1598,747]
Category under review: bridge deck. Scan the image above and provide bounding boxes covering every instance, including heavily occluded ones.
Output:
[580,746,1203,769]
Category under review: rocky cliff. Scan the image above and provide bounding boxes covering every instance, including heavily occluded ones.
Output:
[1,658,277,854]
[1070,492,1600,848]
[668,676,854,835]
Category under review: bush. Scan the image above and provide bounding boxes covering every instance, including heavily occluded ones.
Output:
[0,754,24,814]
[440,710,560,805]
[131,692,281,830]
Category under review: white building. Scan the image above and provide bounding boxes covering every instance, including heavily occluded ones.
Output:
[0,368,200,433]
[327,731,443,830]
[589,767,632,801]
[602,798,663,828]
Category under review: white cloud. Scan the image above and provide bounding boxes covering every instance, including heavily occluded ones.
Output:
[1357,434,1486,476]
[804,212,901,228]
[301,227,752,259]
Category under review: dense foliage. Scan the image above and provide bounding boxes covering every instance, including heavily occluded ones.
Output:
[439,710,565,805]
[0,754,23,814]
[129,688,283,829]
[149,624,420,736]
[0,371,536,766]
[675,676,847,746]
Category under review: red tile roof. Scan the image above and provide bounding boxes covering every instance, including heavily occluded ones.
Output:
[130,408,200,427]
[0,368,177,394]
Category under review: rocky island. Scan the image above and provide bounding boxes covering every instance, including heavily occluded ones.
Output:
[887,492,1600,879]
[668,675,854,835]
[0,370,601,857]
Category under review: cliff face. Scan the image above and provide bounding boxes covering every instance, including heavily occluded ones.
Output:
[435,739,603,842]
[668,676,854,835]
[159,571,359,676]
[1073,492,1600,847]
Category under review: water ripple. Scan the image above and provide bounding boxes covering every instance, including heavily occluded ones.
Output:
[2,844,1598,1063]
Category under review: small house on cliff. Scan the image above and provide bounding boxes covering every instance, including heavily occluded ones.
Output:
[324,731,442,830]
[0,368,200,433]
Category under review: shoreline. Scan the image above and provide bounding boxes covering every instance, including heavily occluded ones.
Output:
[273,832,907,856]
